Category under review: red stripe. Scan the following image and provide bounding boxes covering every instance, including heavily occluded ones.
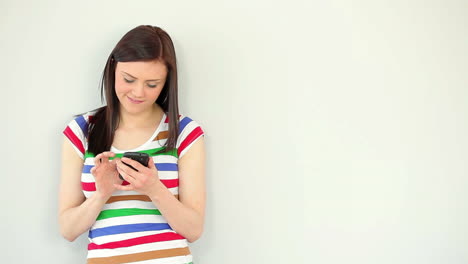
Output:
[82,179,178,192]
[88,232,185,250]
[82,181,130,191]
[121,179,178,188]
[64,126,85,154]
[82,182,96,191]
[161,179,179,188]
[178,126,204,157]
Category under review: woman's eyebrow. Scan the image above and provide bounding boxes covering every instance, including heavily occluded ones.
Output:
[121,71,162,81]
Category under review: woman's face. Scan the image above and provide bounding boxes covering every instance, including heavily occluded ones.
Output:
[114,60,167,114]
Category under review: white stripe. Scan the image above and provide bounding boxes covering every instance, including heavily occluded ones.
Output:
[112,190,141,196]
[90,229,176,245]
[83,187,177,199]
[80,167,178,180]
[111,187,178,196]
[176,120,203,159]
[83,190,93,198]
[88,250,191,264]
[84,157,95,165]
[66,120,86,158]
[92,215,169,229]
[102,201,156,210]
[179,135,203,159]
[146,138,168,149]
[177,121,199,147]
[168,187,178,195]
[82,173,93,182]
[84,187,177,199]
[152,154,177,163]
[130,255,192,264]
[82,173,179,185]
[156,171,178,180]
[68,119,85,142]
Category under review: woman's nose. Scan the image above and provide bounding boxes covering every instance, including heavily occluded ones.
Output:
[132,83,145,97]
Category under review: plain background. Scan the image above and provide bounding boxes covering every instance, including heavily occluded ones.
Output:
[1,0,467,263]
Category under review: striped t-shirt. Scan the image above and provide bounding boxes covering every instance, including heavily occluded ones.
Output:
[63,111,205,264]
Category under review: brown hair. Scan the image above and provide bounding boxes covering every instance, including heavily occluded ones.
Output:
[87,25,179,155]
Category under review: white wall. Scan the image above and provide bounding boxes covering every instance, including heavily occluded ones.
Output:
[1,0,467,263]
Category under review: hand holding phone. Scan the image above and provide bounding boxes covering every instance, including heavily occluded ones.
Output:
[119,152,150,180]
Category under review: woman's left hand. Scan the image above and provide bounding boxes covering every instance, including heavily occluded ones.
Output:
[114,156,163,196]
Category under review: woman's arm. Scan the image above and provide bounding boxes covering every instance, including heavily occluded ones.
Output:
[115,137,206,243]
[58,137,111,242]
[149,137,206,242]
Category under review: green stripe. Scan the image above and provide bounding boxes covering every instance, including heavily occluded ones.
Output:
[84,147,178,159]
[96,208,162,220]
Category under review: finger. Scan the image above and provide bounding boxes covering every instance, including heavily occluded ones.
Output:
[121,157,146,172]
[110,157,120,166]
[99,151,114,164]
[116,160,137,181]
[147,156,157,170]
[94,153,102,166]
[90,166,96,176]
[114,183,134,191]
[103,151,115,157]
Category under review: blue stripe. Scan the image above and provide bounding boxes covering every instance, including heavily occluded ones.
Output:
[74,115,89,138]
[83,163,177,173]
[156,163,178,171]
[83,165,93,173]
[179,116,192,135]
[88,223,172,238]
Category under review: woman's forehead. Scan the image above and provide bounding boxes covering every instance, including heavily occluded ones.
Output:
[116,60,167,80]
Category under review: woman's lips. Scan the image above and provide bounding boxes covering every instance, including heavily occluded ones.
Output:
[127,96,144,104]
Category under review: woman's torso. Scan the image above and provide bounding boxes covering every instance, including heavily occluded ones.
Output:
[80,112,193,264]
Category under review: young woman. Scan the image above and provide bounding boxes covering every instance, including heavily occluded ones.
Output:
[59,25,206,264]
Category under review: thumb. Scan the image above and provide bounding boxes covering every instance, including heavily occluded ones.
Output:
[148,156,156,170]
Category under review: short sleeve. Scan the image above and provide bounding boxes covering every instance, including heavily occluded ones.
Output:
[176,115,205,159]
[62,114,91,159]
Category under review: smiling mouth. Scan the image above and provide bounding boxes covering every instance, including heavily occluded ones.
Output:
[127,96,144,104]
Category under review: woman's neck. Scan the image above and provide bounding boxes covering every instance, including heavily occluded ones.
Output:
[118,104,163,129]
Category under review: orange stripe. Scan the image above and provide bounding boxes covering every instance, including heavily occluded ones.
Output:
[87,247,191,264]
[106,195,151,203]
[106,194,179,204]
[153,131,169,141]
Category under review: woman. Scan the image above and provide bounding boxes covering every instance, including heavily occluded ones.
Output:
[59,25,206,264]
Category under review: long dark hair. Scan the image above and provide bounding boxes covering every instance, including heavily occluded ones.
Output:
[87,25,179,155]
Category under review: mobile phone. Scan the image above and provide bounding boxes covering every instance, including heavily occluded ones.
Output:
[119,152,150,180]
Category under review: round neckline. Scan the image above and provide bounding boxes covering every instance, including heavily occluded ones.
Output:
[111,112,166,153]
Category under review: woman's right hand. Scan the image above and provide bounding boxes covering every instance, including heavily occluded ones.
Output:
[90,151,122,199]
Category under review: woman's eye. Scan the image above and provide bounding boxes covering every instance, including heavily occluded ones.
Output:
[124,78,134,83]
[148,84,157,88]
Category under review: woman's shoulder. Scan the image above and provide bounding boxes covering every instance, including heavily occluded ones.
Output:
[174,113,205,158]
[63,108,101,158]
[64,108,101,137]
[164,112,203,127]
[176,113,204,133]
[177,113,202,124]
[70,108,101,125]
